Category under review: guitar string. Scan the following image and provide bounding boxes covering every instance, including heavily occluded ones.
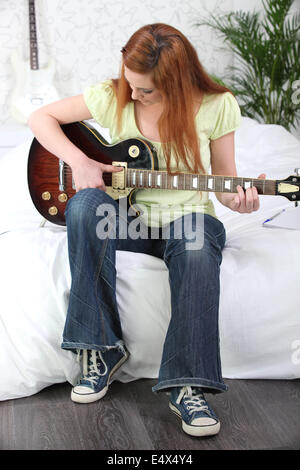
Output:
[61,167,275,192]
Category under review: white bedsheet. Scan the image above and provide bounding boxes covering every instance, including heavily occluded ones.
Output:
[0,117,300,401]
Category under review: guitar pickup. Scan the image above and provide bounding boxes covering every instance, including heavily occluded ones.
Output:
[112,161,127,191]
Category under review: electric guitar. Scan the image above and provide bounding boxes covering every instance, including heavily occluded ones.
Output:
[11,0,59,124]
[27,121,300,226]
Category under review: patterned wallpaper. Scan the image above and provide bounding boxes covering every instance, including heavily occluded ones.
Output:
[1,0,298,138]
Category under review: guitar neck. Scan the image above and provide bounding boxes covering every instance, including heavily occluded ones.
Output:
[29,0,39,70]
[126,169,276,195]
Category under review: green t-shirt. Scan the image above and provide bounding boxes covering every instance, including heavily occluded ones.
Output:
[83,80,241,227]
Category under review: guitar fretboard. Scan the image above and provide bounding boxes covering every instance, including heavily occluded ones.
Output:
[126,169,276,195]
[29,0,39,70]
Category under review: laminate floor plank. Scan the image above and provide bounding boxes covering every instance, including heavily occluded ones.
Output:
[70,381,153,450]
[0,399,14,449]
[234,379,300,450]
[0,378,299,450]
[211,379,295,450]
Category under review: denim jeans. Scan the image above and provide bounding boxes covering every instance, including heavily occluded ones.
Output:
[61,188,228,394]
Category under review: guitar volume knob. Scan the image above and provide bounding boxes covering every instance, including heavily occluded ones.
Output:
[42,191,51,200]
[128,145,140,158]
[48,206,58,216]
[58,193,68,203]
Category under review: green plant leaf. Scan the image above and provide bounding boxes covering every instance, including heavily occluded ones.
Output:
[195,0,300,131]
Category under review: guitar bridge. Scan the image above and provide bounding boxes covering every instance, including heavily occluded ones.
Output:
[111,161,127,192]
[59,159,65,191]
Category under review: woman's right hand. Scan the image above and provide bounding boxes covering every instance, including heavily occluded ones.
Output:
[71,155,123,192]
[28,94,123,193]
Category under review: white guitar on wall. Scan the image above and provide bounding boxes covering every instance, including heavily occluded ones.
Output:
[11,0,60,124]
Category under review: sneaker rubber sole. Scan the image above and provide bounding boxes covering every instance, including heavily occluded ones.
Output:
[169,402,220,437]
[71,350,129,404]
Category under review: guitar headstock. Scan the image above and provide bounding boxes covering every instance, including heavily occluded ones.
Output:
[276,170,300,201]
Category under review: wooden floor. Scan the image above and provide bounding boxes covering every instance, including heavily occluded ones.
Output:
[1,377,299,450]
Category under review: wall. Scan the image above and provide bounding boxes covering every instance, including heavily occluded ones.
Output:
[0,0,299,138]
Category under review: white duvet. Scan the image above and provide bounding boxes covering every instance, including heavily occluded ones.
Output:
[0,117,300,401]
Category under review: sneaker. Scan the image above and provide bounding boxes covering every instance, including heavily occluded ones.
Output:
[169,386,220,437]
[71,348,129,404]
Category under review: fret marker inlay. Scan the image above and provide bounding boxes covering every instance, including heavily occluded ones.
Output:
[224,179,231,190]
[208,178,214,189]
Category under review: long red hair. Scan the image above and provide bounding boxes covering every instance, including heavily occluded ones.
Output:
[112,23,230,174]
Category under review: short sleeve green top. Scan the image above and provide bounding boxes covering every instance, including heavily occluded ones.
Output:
[83,80,241,227]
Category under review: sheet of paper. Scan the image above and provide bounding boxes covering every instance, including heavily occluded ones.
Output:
[262,204,300,229]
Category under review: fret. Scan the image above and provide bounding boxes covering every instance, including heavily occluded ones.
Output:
[162,172,167,189]
[252,178,265,192]
[151,171,155,188]
[233,177,243,190]
[165,173,170,189]
[131,169,136,187]
[145,172,149,187]
[184,173,192,190]
[197,175,205,191]
[142,170,147,188]
[163,172,167,188]
[213,176,222,192]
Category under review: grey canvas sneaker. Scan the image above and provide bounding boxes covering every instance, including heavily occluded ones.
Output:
[71,348,129,404]
[169,386,220,437]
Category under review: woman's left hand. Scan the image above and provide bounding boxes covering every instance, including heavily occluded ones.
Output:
[221,173,266,213]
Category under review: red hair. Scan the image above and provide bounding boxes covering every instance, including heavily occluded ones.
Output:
[112,23,230,174]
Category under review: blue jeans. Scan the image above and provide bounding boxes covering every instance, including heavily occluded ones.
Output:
[61,188,228,394]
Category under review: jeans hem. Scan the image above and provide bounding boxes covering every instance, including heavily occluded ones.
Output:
[61,339,126,355]
[152,377,228,394]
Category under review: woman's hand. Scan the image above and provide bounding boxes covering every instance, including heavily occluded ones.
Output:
[71,155,123,192]
[220,173,266,213]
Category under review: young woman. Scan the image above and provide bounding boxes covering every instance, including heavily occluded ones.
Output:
[28,23,265,438]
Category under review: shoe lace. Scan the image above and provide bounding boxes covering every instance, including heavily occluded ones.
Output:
[176,386,209,415]
[78,349,108,386]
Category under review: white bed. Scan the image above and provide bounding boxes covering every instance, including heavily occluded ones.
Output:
[1,117,300,401]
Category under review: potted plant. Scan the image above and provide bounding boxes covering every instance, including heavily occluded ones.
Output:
[196,0,300,133]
